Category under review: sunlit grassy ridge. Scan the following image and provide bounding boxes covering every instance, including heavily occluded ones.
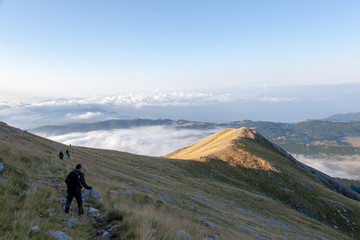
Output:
[1,122,360,239]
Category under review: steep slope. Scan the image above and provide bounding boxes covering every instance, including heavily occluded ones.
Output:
[1,122,360,239]
[165,127,360,238]
[164,128,279,172]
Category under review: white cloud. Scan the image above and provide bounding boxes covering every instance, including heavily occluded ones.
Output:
[66,112,103,120]
[259,97,297,103]
[47,126,219,157]
[294,154,360,180]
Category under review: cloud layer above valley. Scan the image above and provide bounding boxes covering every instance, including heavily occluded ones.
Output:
[48,126,218,157]
[1,83,359,129]
[39,125,360,180]
[294,154,360,180]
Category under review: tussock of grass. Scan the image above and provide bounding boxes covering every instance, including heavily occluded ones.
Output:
[106,208,123,222]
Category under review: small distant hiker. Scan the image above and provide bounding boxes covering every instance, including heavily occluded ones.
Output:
[66,149,70,159]
[64,164,92,216]
[59,151,64,160]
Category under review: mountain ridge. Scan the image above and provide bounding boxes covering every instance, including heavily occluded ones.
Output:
[2,121,360,239]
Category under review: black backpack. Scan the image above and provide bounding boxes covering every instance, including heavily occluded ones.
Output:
[65,171,80,192]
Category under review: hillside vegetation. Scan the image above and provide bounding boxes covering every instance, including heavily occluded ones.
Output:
[324,112,360,122]
[2,122,360,239]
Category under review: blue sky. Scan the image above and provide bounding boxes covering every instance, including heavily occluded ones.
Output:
[0,1,359,126]
[1,0,359,96]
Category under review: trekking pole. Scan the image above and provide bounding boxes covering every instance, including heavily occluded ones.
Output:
[87,189,92,215]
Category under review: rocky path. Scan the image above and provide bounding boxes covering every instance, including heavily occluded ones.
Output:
[58,184,123,239]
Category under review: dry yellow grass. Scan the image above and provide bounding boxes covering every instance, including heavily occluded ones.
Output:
[164,127,279,172]
[343,137,360,147]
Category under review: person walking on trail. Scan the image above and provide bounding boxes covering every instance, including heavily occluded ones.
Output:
[66,149,70,159]
[59,151,64,160]
[64,164,92,216]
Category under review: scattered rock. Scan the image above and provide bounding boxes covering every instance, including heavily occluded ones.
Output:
[0,163,4,172]
[176,230,192,240]
[119,189,133,196]
[37,180,51,185]
[82,189,102,200]
[47,230,72,240]
[203,221,216,229]
[84,168,89,172]
[108,224,119,231]
[88,207,99,213]
[201,235,220,240]
[19,191,27,196]
[30,226,40,232]
[160,196,173,203]
[101,230,111,239]
[63,219,75,228]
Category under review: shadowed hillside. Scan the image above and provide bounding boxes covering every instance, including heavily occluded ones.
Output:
[1,122,360,239]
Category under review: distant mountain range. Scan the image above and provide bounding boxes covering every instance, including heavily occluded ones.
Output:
[30,118,360,156]
[323,112,360,122]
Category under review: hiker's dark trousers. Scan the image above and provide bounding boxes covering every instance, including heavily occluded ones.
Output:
[66,190,83,209]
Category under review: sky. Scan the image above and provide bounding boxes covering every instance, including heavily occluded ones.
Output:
[0,1,359,128]
[0,0,359,98]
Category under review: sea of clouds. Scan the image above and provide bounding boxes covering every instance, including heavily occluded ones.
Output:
[293,154,360,180]
[46,126,219,157]
[38,125,360,180]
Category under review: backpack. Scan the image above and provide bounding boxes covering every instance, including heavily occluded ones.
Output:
[65,171,80,192]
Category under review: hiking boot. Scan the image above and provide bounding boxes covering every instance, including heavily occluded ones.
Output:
[65,205,70,214]
[78,207,84,216]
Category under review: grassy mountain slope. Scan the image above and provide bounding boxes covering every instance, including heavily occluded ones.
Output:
[165,127,360,238]
[1,122,360,239]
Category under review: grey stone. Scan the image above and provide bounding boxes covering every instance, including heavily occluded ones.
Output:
[47,230,72,240]
[119,189,133,196]
[176,230,192,240]
[63,218,75,228]
[88,207,99,213]
[204,221,216,229]
[0,163,4,172]
[82,189,102,200]
[30,226,40,232]
[101,230,111,238]
[160,196,173,203]
[19,191,27,196]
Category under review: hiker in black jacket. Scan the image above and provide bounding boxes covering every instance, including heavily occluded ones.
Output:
[59,151,64,160]
[64,164,92,216]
